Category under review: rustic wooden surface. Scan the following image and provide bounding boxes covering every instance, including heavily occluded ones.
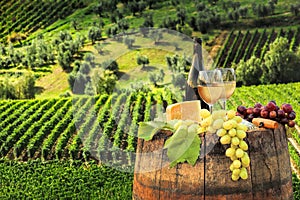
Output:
[133,124,293,200]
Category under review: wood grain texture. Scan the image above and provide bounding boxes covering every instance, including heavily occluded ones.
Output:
[133,124,293,200]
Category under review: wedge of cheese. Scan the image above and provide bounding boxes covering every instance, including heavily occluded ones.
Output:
[166,100,201,122]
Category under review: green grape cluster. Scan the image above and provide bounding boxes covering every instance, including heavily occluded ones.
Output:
[212,109,250,181]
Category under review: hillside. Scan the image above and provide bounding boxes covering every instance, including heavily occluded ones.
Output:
[0,82,300,198]
[1,0,300,199]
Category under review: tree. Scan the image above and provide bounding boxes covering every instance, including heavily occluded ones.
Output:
[128,1,139,16]
[172,73,186,89]
[80,61,91,74]
[88,26,101,44]
[261,37,300,84]
[234,56,262,86]
[142,13,154,27]
[117,19,129,33]
[71,20,78,30]
[92,69,117,95]
[137,54,149,68]
[149,29,163,44]
[291,4,300,16]
[123,36,135,48]
[176,7,187,26]
[102,60,119,73]
[20,71,35,99]
[149,69,165,87]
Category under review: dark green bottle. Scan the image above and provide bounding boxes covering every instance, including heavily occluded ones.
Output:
[185,37,209,110]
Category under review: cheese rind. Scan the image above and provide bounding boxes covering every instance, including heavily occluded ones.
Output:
[166,100,201,122]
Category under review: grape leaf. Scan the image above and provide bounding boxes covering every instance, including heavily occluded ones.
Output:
[164,125,201,167]
[138,121,174,141]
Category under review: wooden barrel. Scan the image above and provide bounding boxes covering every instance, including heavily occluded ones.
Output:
[133,124,293,200]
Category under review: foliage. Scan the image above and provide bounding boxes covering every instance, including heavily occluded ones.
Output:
[166,54,190,73]
[234,56,262,86]
[88,26,102,45]
[261,37,300,84]
[0,160,133,199]
[149,69,165,86]
[234,37,300,85]
[136,54,150,67]
[102,60,119,73]
[149,29,163,44]
[92,68,117,95]
[172,72,186,89]
[123,36,135,49]
[0,70,35,99]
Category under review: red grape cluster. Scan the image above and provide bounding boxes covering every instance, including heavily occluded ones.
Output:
[236,101,296,128]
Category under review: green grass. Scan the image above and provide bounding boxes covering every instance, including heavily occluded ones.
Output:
[35,65,69,99]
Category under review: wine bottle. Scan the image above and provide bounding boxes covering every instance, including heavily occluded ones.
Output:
[185,37,209,110]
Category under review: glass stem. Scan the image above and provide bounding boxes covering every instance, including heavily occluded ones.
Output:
[208,105,213,113]
[222,99,226,110]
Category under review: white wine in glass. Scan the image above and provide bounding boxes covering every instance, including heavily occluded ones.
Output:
[219,68,236,110]
[197,70,224,113]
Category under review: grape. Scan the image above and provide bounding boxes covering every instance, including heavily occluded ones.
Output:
[197,126,206,134]
[206,126,216,134]
[223,121,233,130]
[231,137,240,146]
[280,118,289,124]
[236,112,245,119]
[225,148,236,157]
[216,128,227,137]
[246,108,253,115]
[269,110,277,119]
[239,168,248,180]
[236,130,246,139]
[212,119,224,130]
[212,110,226,120]
[277,110,285,118]
[200,116,212,127]
[199,109,211,119]
[241,155,250,167]
[288,120,295,128]
[239,140,248,151]
[230,143,238,149]
[254,103,263,108]
[232,168,241,176]
[237,105,247,115]
[233,116,243,123]
[232,160,242,169]
[282,103,293,113]
[230,155,238,161]
[230,163,234,171]
[288,112,296,120]
[220,135,231,145]
[266,101,276,111]
[253,107,261,117]
[227,110,236,119]
[237,124,247,132]
[232,174,240,181]
[235,148,245,158]
[260,109,269,118]
[230,120,238,128]
[228,128,237,137]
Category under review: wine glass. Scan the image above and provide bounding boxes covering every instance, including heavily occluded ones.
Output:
[219,68,236,110]
[197,69,224,113]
